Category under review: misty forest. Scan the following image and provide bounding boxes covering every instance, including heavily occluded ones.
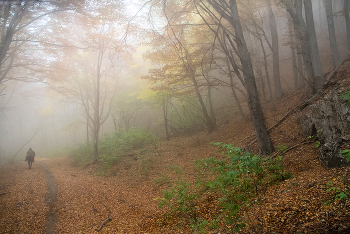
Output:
[1,0,350,233]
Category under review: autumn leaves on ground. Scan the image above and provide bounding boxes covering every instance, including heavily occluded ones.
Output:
[1,68,350,233]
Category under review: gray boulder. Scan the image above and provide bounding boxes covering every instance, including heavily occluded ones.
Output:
[297,91,350,168]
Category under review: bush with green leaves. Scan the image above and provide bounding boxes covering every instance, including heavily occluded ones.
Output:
[157,143,291,233]
[42,146,72,159]
[70,127,159,171]
[70,142,94,166]
[157,165,199,220]
[339,90,350,104]
[341,149,350,163]
[154,175,171,186]
[324,177,350,205]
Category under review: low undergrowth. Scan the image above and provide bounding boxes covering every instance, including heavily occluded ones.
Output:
[69,127,159,174]
[42,146,72,159]
[156,142,291,233]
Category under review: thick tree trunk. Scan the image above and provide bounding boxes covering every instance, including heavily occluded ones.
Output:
[344,0,350,51]
[304,0,324,91]
[324,0,340,69]
[267,0,283,99]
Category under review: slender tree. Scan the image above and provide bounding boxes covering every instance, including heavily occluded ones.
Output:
[282,0,315,95]
[323,0,340,69]
[287,15,299,90]
[145,0,217,133]
[266,0,283,99]
[206,0,273,155]
[344,0,350,51]
[304,0,324,91]
[225,52,247,120]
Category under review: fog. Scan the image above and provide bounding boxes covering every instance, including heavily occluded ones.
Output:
[0,0,349,161]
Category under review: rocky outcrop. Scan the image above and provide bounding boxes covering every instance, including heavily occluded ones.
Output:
[297,90,350,168]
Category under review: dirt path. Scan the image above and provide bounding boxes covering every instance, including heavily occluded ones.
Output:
[0,159,49,233]
[46,158,162,233]
[0,157,169,233]
[41,161,58,234]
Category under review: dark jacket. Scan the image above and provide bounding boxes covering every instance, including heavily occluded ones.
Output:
[26,148,35,162]
[27,148,35,156]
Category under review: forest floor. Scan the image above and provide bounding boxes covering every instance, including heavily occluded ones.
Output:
[1,62,350,233]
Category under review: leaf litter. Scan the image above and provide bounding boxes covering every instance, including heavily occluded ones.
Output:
[1,63,350,233]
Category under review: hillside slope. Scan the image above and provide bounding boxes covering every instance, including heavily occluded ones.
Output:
[1,62,350,233]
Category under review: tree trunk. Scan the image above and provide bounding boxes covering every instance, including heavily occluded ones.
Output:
[191,72,216,133]
[183,48,216,133]
[207,85,217,125]
[93,40,103,163]
[87,116,90,143]
[286,0,315,96]
[209,0,273,155]
[296,44,305,87]
[344,0,350,51]
[288,15,299,90]
[256,67,267,102]
[304,0,324,91]
[224,54,246,120]
[257,31,274,107]
[93,86,100,163]
[323,0,340,69]
[267,0,283,99]
[162,94,170,140]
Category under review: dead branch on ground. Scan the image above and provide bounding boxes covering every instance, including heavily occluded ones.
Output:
[271,141,314,158]
[95,216,112,232]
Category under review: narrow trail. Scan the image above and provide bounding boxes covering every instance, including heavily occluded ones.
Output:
[41,161,58,234]
[0,159,48,233]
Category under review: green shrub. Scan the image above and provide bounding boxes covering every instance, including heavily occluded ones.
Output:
[42,146,71,159]
[69,127,159,172]
[157,143,291,233]
[69,142,94,166]
[340,149,350,163]
[154,175,171,186]
[324,178,350,205]
[158,165,199,221]
[339,91,350,104]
